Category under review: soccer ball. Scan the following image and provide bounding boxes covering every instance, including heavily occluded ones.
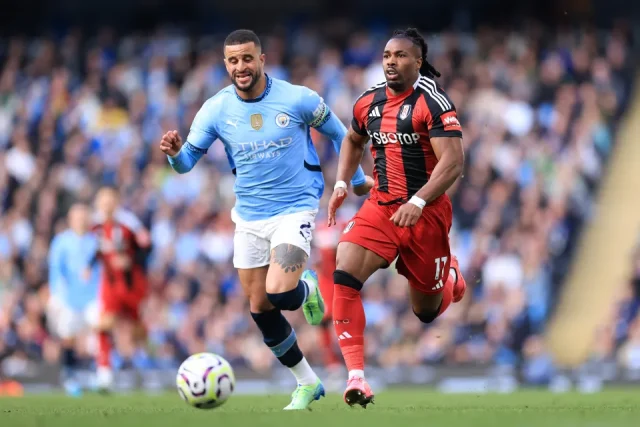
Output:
[176,352,236,409]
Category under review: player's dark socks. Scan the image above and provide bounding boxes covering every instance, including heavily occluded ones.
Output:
[61,348,77,378]
[266,280,308,311]
[250,309,304,368]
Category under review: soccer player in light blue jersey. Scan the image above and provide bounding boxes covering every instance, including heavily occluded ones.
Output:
[160,29,373,409]
[47,203,100,396]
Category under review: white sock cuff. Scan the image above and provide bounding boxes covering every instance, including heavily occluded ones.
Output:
[348,369,365,380]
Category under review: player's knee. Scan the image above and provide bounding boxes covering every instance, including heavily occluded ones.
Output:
[265,276,299,295]
[413,309,439,324]
[132,323,147,343]
[248,292,274,313]
[333,270,363,292]
[97,314,115,331]
[61,337,75,348]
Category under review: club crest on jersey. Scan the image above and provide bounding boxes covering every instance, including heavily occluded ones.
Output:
[399,105,412,120]
[343,220,355,234]
[275,113,290,128]
[250,113,263,130]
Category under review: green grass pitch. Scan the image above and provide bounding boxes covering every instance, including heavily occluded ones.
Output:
[1,389,639,427]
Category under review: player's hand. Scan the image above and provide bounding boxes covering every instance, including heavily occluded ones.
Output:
[353,176,374,197]
[390,203,422,227]
[135,229,151,248]
[159,130,183,157]
[327,186,348,227]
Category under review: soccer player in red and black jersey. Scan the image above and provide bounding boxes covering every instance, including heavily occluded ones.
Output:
[313,220,346,370]
[327,28,468,407]
[89,187,151,391]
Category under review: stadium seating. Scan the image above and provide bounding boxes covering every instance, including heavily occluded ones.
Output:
[0,23,634,383]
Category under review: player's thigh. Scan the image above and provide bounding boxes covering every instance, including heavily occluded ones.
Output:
[232,229,271,270]
[397,201,452,300]
[337,201,399,283]
[237,266,271,312]
[120,291,144,322]
[231,207,272,270]
[97,290,120,331]
[119,295,147,341]
[266,210,317,293]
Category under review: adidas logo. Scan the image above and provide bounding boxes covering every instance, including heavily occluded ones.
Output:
[368,106,381,118]
[337,332,353,340]
[431,280,444,291]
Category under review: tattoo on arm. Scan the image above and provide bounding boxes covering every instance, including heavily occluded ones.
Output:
[271,244,308,273]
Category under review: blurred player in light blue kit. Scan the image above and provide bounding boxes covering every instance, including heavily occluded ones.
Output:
[47,203,100,396]
[160,29,373,410]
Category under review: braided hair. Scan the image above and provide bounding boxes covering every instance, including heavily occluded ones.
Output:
[392,28,441,78]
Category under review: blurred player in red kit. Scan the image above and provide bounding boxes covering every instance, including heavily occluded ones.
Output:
[327,28,468,407]
[89,187,151,391]
[313,220,345,370]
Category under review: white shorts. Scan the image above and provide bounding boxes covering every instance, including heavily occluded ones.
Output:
[231,208,317,269]
[47,297,99,340]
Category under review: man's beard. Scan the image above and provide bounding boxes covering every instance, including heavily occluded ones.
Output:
[232,70,262,93]
[386,78,406,92]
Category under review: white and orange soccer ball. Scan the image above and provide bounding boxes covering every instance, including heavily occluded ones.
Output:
[176,353,236,409]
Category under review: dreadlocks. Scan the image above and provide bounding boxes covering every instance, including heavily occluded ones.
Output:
[391,28,441,78]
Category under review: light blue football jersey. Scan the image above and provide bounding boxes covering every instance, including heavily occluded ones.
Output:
[168,75,365,221]
[48,230,100,311]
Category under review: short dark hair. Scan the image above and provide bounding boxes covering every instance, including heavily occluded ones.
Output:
[391,28,440,78]
[224,29,261,49]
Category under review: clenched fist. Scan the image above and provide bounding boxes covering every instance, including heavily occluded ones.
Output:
[160,130,183,157]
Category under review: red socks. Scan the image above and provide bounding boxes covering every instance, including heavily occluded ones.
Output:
[333,285,366,372]
[437,274,455,317]
[97,331,112,368]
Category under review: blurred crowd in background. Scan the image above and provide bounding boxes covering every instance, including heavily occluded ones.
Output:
[0,20,637,384]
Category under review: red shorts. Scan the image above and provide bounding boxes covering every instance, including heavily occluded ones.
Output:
[339,195,453,294]
[99,273,147,321]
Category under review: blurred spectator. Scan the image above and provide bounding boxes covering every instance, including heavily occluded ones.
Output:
[0,22,634,380]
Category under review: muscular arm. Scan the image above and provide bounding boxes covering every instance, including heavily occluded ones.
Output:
[314,113,366,187]
[414,137,465,204]
[336,127,369,187]
[167,98,218,173]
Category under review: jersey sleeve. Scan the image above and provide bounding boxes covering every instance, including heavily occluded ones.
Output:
[297,87,332,128]
[421,85,463,139]
[186,98,220,152]
[351,96,369,136]
[48,235,66,293]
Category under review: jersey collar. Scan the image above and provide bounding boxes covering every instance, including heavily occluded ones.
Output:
[234,74,272,103]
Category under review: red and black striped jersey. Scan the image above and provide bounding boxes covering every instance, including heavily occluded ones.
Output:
[351,75,462,204]
[92,211,149,286]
